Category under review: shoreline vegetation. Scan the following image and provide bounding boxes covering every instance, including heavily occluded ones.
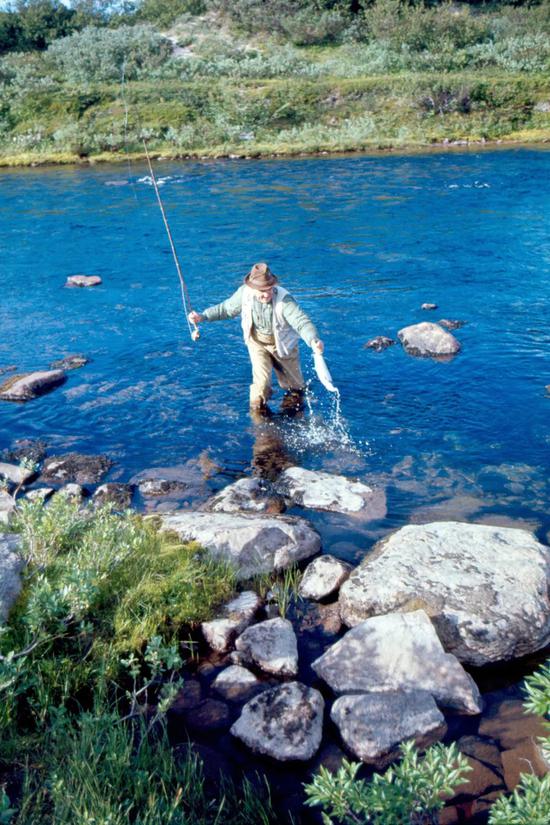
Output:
[1,2,549,168]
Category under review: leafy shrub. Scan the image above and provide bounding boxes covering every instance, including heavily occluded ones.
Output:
[46,24,173,83]
[137,0,207,27]
[304,740,471,824]
[280,8,351,46]
[467,34,550,73]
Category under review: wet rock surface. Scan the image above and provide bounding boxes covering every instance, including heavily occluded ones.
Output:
[231,682,324,761]
[49,354,89,371]
[212,665,262,702]
[65,274,102,287]
[331,690,447,766]
[398,321,461,357]
[42,453,114,485]
[0,370,66,402]
[92,482,134,509]
[235,617,298,676]
[3,439,47,464]
[364,336,396,351]
[339,521,550,666]
[276,466,387,518]
[313,610,482,714]
[299,555,352,601]
[439,318,466,330]
[421,302,438,310]
[0,533,24,621]
[204,477,285,515]
[160,511,320,579]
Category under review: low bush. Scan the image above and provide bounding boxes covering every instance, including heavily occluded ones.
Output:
[46,24,174,83]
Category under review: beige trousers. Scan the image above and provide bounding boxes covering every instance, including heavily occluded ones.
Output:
[246,330,305,405]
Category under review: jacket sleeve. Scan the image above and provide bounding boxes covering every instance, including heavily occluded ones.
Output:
[202,285,244,321]
[281,295,319,346]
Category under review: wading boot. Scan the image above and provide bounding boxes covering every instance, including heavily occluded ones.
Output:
[280,388,305,414]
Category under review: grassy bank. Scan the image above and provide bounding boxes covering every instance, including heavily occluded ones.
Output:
[1,70,549,167]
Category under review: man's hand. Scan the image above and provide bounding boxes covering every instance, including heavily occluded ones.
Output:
[312,338,324,354]
[188,311,204,324]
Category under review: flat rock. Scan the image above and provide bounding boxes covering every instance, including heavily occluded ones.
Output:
[339,521,550,666]
[92,482,134,509]
[204,477,285,514]
[231,682,324,761]
[212,665,262,702]
[160,511,320,579]
[276,467,387,518]
[331,690,446,766]
[0,533,24,620]
[0,492,15,525]
[65,274,102,287]
[0,370,66,402]
[299,555,352,601]
[49,354,89,371]
[398,322,460,357]
[364,336,396,352]
[235,617,298,676]
[42,453,113,485]
[0,462,36,486]
[312,610,481,714]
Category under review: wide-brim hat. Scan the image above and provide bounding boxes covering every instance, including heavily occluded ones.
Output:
[244,262,278,290]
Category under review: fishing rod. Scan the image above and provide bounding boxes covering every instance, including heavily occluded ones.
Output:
[142,140,200,342]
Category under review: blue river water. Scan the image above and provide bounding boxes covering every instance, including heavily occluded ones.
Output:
[1,148,549,554]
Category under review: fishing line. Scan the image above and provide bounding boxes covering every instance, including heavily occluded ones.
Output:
[118,63,199,342]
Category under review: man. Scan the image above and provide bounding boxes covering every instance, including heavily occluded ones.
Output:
[189,262,324,411]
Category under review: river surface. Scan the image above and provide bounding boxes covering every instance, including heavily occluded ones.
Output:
[1,148,549,553]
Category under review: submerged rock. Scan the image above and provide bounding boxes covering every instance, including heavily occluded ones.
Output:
[0,533,23,620]
[3,439,47,464]
[398,322,461,358]
[65,274,102,287]
[339,521,550,666]
[0,370,66,402]
[42,453,113,485]
[276,467,387,518]
[231,682,324,761]
[235,617,298,676]
[49,354,89,371]
[160,511,320,579]
[204,477,285,515]
[313,611,481,714]
[299,555,352,601]
[331,690,447,766]
[0,365,16,376]
[439,319,465,330]
[364,336,396,352]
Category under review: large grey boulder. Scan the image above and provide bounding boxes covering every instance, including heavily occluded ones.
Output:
[339,522,550,666]
[235,617,298,676]
[0,370,66,402]
[201,591,261,653]
[0,462,36,487]
[0,533,24,620]
[312,611,481,714]
[276,467,387,518]
[204,477,284,514]
[42,453,113,485]
[231,682,324,760]
[299,555,352,601]
[331,690,447,766]
[161,511,320,579]
[398,322,460,358]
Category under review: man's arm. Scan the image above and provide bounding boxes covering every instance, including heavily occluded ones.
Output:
[189,285,244,325]
[281,295,324,352]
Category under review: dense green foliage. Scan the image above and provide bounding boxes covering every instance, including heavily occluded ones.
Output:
[0,1,548,163]
[0,499,276,823]
[304,740,471,824]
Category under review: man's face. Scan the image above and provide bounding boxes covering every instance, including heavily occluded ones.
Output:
[257,287,274,304]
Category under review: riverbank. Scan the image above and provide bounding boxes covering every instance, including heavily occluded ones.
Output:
[1,71,549,168]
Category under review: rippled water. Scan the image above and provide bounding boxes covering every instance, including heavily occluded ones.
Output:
[1,148,549,551]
